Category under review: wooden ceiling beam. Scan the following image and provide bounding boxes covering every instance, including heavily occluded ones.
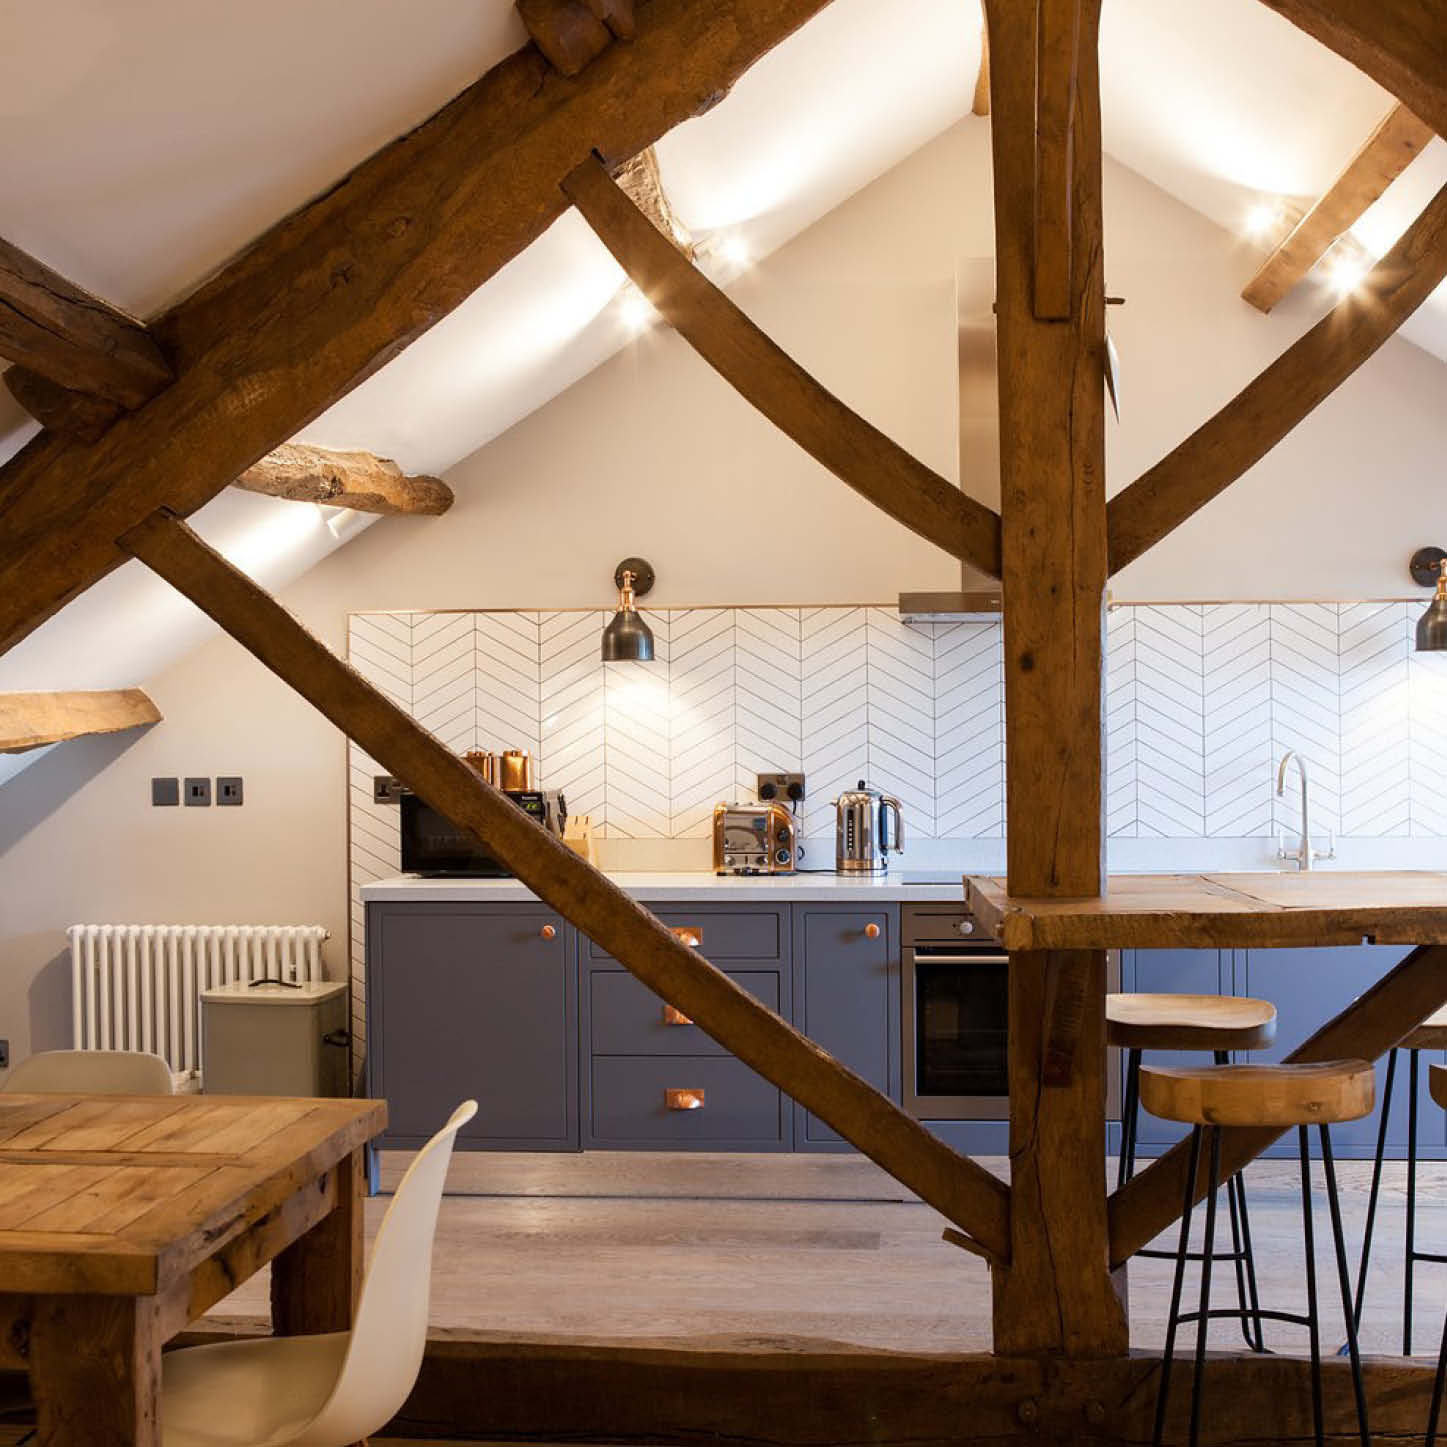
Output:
[122,506,1013,1265]
[0,688,161,754]
[1256,0,1447,143]
[1242,103,1434,312]
[1108,179,1447,574]
[234,444,453,516]
[615,147,694,254]
[972,23,990,117]
[0,235,172,430]
[517,0,635,77]
[1032,0,1082,320]
[561,155,1002,577]
[0,0,840,660]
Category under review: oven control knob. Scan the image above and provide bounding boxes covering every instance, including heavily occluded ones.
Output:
[774,848,791,866]
[724,855,735,868]
[956,919,976,936]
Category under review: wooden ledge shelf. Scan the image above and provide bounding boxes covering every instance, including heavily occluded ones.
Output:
[964,870,1447,951]
[0,687,161,753]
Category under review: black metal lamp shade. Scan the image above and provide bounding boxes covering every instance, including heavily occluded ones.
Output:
[601,556,656,662]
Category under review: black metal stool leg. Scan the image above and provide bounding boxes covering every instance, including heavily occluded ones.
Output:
[1215,1048,1265,1352]
[1352,1046,1396,1337]
[1321,1125,1370,1447]
[1154,1125,1202,1447]
[1188,1126,1222,1447]
[1408,1048,1421,1355]
[1118,1048,1142,1190]
[1428,1305,1447,1447]
[1301,1125,1325,1447]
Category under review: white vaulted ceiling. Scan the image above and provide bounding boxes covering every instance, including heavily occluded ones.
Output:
[0,0,1443,723]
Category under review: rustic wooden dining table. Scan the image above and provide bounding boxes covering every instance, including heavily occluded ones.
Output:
[0,1091,386,1445]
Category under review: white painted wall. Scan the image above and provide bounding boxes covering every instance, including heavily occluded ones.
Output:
[2,118,1444,1069]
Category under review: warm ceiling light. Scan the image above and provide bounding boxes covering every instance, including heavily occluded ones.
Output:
[617,286,656,333]
[1326,248,1371,297]
[1244,201,1281,238]
[716,234,751,267]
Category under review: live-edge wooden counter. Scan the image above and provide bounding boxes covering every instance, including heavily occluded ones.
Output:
[965,869,1447,951]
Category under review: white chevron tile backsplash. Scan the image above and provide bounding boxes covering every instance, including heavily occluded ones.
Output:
[347,602,1447,900]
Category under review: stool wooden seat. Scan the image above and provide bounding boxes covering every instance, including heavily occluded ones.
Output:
[1404,1005,1447,1051]
[1431,1062,1447,1113]
[1107,993,1277,1052]
[1140,1059,1374,1127]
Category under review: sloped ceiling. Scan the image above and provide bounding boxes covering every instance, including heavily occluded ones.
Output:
[0,0,1443,723]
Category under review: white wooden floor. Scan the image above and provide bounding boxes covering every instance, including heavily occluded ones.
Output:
[208,1151,1447,1359]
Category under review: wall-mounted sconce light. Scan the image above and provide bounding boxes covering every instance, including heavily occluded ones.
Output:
[1411,547,1447,652]
[601,557,656,661]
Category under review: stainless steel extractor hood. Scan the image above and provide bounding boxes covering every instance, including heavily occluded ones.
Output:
[898,590,1002,623]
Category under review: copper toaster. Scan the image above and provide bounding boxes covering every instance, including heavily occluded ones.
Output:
[712,802,799,875]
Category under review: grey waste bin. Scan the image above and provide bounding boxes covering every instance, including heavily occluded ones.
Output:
[201,979,350,1096]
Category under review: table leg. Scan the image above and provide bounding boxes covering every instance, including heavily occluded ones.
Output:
[271,1145,364,1336]
[31,1295,160,1446]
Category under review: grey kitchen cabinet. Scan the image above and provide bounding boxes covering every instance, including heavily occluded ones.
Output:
[367,903,578,1151]
[1242,944,1445,1159]
[582,905,793,1150]
[791,905,899,1150]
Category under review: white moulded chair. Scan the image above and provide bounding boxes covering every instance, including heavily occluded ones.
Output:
[160,1099,476,1447]
[4,1048,175,1094]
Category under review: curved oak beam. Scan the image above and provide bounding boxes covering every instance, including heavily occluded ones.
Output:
[1108,180,1447,574]
[1257,0,1447,142]
[561,155,1002,577]
[0,0,845,659]
[122,508,1012,1266]
[235,444,453,516]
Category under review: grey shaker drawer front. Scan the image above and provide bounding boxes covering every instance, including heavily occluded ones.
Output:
[587,908,784,964]
[590,970,780,1056]
[590,1055,788,1146]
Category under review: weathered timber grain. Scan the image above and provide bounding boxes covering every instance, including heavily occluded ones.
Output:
[234,444,453,516]
[1256,0,1447,142]
[984,0,1122,1359]
[4,366,124,442]
[562,155,1002,576]
[517,0,616,76]
[0,236,171,410]
[0,0,842,658]
[1242,103,1434,311]
[122,509,1013,1264]
[0,688,160,753]
[1108,181,1447,573]
[1110,943,1447,1265]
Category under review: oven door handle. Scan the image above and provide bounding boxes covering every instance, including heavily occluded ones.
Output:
[908,953,1010,966]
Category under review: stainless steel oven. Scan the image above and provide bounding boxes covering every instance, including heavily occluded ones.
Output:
[901,904,1119,1121]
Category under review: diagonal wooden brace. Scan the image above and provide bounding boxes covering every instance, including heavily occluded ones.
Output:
[120,508,1012,1267]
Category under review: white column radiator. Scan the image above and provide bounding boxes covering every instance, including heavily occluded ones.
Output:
[66,924,329,1084]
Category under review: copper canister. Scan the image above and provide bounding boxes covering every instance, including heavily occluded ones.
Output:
[497,749,535,791]
[463,750,497,785]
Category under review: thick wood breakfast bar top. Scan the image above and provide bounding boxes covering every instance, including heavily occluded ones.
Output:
[963,870,1447,951]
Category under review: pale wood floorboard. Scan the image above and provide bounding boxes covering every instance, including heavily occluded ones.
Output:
[207,1151,1447,1358]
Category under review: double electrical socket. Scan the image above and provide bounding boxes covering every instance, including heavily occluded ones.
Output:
[152,776,244,806]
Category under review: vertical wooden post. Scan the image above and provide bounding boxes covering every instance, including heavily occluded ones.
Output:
[271,1147,365,1336]
[985,0,1126,1357]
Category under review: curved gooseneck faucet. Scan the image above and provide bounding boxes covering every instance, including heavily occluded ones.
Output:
[1276,750,1312,871]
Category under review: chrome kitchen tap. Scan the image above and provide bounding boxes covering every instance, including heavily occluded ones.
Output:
[1276,750,1334,871]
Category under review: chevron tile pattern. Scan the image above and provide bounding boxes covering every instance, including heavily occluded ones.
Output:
[539,610,606,824]
[1269,604,1342,839]
[801,608,869,837]
[1410,621,1447,835]
[604,612,671,839]
[1204,605,1271,839]
[735,608,803,803]
[669,610,735,838]
[1341,602,1410,837]
[867,608,936,840]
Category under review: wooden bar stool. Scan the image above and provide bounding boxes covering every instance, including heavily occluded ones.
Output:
[1427,1062,1447,1445]
[1141,1059,1374,1447]
[1111,992,1278,1350]
[1353,1003,1447,1353]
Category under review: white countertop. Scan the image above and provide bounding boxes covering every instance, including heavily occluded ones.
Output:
[360,871,971,903]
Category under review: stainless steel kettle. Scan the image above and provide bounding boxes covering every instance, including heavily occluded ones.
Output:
[834,780,904,873]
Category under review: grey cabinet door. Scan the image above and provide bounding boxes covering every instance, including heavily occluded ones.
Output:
[1121,948,1231,1151]
[1242,944,1442,1157]
[792,905,899,1149]
[368,904,577,1151]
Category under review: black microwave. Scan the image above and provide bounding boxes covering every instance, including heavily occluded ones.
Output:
[399,789,566,877]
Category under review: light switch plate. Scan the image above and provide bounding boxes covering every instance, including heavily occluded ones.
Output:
[184,777,211,807]
[373,776,404,804]
[217,776,244,806]
[151,777,180,807]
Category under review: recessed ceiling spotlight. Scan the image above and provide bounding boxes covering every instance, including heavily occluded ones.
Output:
[1244,201,1282,238]
[617,285,656,333]
[716,234,751,268]
[1327,248,1371,297]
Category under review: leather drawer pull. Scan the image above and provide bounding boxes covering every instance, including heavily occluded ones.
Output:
[662,1005,694,1026]
[665,1088,705,1111]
